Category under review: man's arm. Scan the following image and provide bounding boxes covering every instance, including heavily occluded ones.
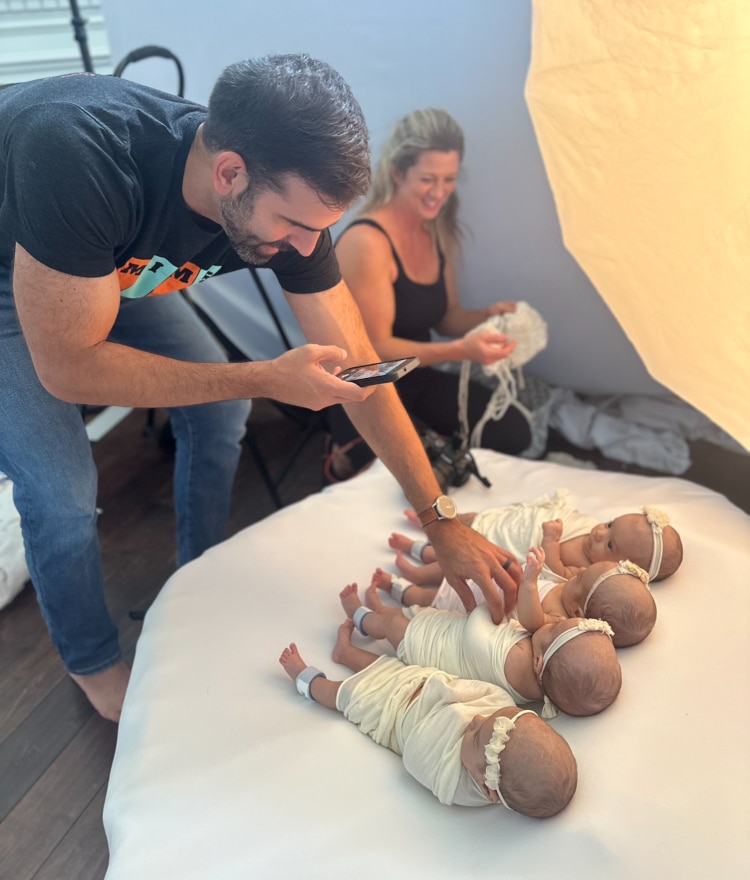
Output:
[12,244,371,410]
[286,280,522,621]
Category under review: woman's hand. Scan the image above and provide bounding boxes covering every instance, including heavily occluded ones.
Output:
[485,300,517,318]
[462,329,516,366]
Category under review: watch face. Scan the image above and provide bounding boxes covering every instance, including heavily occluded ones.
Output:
[435,495,457,519]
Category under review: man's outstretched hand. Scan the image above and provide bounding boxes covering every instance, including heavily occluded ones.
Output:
[425,520,521,622]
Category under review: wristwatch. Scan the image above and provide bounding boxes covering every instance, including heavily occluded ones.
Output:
[417,495,458,527]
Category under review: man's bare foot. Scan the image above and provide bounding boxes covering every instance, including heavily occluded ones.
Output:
[339,583,362,619]
[370,567,395,595]
[69,661,131,723]
[279,642,307,681]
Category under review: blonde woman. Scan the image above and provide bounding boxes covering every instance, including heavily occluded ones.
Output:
[326,108,531,480]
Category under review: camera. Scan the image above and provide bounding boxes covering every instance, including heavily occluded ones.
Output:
[418,426,491,493]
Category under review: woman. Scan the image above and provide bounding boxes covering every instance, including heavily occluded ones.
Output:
[327,108,532,480]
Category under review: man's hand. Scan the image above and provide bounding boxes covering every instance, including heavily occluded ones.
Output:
[264,344,376,410]
[426,520,521,622]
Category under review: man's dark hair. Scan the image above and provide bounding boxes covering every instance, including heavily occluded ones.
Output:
[203,53,370,209]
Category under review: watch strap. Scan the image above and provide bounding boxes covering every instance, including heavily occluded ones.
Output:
[417,495,456,527]
[417,505,440,527]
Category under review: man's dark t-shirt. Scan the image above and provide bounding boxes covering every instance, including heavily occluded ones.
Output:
[0,73,341,296]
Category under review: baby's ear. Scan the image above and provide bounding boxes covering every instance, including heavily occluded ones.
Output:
[483,785,500,804]
[532,650,544,678]
[570,602,585,618]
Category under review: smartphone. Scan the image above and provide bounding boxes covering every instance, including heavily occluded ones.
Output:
[338,356,419,387]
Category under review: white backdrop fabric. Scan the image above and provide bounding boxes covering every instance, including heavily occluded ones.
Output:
[526,0,750,449]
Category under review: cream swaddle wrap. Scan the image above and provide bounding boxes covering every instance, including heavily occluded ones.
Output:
[398,605,529,705]
[336,655,518,806]
[472,489,596,584]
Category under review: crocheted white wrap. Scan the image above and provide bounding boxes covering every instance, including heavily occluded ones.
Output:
[458,301,548,447]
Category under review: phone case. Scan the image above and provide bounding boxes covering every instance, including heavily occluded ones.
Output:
[339,356,419,386]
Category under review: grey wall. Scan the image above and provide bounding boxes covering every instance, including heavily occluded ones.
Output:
[102,0,665,395]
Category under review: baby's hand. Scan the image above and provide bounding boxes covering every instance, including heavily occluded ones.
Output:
[520,546,545,588]
[542,519,563,542]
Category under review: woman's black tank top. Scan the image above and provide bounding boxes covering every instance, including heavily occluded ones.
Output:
[338,218,448,343]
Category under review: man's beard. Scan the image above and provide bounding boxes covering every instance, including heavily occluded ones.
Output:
[218,186,294,265]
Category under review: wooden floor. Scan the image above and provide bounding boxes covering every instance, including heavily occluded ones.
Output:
[0,399,747,880]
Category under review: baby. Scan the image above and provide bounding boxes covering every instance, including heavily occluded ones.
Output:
[375,551,656,649]
[518,550,656,648]
[386,491,682,600]
[279,620,577,817]
[340,572,621,717]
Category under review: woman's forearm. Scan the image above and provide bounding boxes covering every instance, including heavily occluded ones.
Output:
[371,335,468,367]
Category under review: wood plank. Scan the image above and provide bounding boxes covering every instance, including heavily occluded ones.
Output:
[0,674,94,822]
[31,787,110,880]
[0,713,116,880]
[0,587,66,743]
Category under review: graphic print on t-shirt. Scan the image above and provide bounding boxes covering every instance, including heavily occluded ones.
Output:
[118,256,222,298]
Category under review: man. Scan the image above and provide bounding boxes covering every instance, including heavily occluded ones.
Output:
[0,54,519,722]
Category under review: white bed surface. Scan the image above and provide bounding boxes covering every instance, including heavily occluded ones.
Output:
[104,450,750,880]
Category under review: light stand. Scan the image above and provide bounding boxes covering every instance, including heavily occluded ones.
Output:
[68,0,95,73]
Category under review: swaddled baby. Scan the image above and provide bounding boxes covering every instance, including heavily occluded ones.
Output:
[279,622,577,817]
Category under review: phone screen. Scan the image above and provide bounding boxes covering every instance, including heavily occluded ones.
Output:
[339,357,419,386]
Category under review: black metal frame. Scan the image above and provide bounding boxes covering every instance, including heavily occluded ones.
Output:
[68,0,95,73]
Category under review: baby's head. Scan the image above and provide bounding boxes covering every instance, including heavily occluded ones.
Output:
[532,618,621,716]
[460,707,577,818]
[563,560,656,647]
[586,507,683,582]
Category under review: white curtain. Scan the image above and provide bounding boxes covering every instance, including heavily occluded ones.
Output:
[525,0,750,450]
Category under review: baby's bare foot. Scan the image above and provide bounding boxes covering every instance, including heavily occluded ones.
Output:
[388,532,415,554]
[394,551,420,579]
[279,642,307,681]
[331,619,355,664]
[339,583,362,618]
[404,508,420,526]
[69,661,131,723]
[364,581,386,611]
[370,568,394,594]
[394,552,437,586]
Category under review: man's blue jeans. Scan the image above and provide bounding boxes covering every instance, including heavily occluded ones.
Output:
[0,266,251,674]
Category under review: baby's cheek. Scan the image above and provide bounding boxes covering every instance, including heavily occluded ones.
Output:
[590,545,617,564]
